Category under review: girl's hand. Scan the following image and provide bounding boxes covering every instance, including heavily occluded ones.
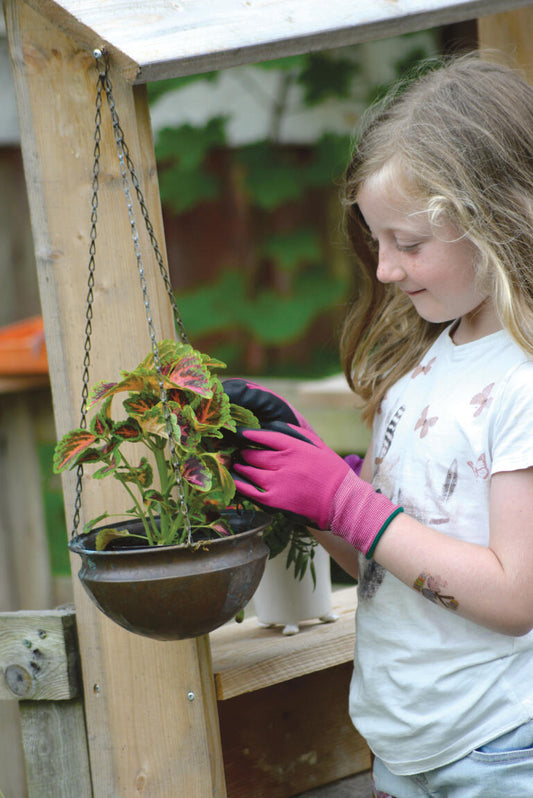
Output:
[223,378,315,432]
[233,424,402,558]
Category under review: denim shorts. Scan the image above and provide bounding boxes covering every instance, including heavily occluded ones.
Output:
[372,719,533,798]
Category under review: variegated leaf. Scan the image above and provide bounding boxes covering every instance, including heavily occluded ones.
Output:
[182,454,212,491]
[53,430,98,472]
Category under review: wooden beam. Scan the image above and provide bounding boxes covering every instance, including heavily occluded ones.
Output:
[22,0,533,84]
[478,6,533,82]
[0,609,80,701]
[4,2,226,795]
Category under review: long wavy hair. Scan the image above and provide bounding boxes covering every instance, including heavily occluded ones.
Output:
[341,53,533,424]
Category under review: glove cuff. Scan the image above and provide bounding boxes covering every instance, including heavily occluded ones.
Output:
[329,470,403,558]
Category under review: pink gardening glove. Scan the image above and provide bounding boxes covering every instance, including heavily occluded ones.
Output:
[233,425,402,559]
[223,378,315,433]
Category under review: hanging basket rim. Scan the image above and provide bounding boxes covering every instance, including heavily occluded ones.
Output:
[69,509,271,556]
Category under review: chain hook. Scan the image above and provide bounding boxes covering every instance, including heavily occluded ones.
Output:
[92,48,108,77]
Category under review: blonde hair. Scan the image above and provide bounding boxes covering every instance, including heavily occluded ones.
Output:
[341,53,533,424]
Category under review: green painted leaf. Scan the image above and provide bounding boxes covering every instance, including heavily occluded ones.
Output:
[53,430,98,472]
[112,419,142,441]
[230,405,260,430]
[95,528,142,551]
[182,455,212,491]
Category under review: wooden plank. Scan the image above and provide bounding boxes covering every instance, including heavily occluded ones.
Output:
[478,7,533,82]
[211,587,357,700]
[23,0,533,84]
[0,608,80,701]
[0,703,28,798]
[219,663,370,798]
[5,2,226,795]
[19,699,92,798]
[0,392,53,610]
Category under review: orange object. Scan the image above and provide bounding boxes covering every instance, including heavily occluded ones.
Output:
[0,316,48,375]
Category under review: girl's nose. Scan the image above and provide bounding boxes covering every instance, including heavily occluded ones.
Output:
[376,246,406,284]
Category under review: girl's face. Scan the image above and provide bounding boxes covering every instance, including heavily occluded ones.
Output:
[357,173,501,343]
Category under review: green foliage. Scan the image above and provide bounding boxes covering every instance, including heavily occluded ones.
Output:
[297,52,361,105]
[147,71,219,102]
[176,267,346,345]
[38,442,70,576]
[53,340,260,547]
[156,118,227,212]
[261,512,318,584]
[235,132,352,210]
[151,37,436,377]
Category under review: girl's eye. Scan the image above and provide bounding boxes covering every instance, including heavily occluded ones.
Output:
[396,242,421,253]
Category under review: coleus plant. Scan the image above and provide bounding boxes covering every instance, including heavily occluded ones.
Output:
[53,340,260,549]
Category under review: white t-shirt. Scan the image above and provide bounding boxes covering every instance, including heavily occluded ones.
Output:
[349,324,533,775]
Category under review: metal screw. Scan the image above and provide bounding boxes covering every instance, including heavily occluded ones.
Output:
[187,691,195,702]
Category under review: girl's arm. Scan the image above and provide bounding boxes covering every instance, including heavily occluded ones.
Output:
[309,443,375,581]
[374,465,533,636]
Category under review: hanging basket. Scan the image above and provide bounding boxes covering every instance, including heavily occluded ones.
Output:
[69,510,270,640]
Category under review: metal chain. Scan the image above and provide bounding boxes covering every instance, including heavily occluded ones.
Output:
[70,65,104,538]
[71,49,191,541]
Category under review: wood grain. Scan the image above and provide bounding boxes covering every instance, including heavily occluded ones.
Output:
[24,0,533,84]
[5,1,226,794]
[211,587,357,700]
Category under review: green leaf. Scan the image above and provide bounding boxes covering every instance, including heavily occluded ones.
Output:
[83,512,110,535]
[53,430,99,472]
[256,54,310,72]
[155,119,227,212]
[147,72,219,103]
[297,53,360,106]
[182,454,212,491]
[236,143,307,209]
[94,527,142,551]
[155,118,227,170]
[158,167,220,214]
[260,229,321,272]
[229,404,260,430]
[174,270,246,338]
[304,133,353,187]
[241,272,347,344]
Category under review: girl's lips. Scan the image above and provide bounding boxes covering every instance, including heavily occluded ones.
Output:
[405,288,426,296]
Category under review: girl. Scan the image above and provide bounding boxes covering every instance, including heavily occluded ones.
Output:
[226,54,533,797]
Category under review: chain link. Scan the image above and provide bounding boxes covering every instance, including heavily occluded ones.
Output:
[71,49,191,541]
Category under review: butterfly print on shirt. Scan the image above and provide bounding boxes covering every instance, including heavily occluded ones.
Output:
[470,383,494,417]
[467,453,490,479]
[414,405,438,438]
[412,356,436,379]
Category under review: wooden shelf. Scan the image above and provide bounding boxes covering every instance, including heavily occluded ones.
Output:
[210,586,357,701]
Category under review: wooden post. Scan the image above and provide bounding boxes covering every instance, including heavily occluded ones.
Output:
[0,609,91,797]
[4,1,226,795]
[478,7,533,80]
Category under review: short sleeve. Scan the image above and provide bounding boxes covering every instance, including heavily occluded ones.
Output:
[490,361,533,475]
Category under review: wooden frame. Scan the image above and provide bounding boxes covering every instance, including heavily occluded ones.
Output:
[3,1,532,795]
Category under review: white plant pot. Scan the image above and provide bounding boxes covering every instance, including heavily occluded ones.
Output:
[252,544,338,635]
